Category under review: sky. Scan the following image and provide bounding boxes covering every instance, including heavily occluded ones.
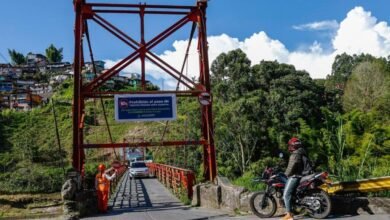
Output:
[1,0,390,88]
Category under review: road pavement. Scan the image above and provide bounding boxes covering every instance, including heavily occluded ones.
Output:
[84,171,389,220]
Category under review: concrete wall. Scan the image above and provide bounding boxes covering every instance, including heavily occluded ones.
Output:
[191,176,390,215]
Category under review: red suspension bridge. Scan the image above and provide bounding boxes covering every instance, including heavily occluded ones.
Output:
[72,0,215,199]
[68,1,390,219]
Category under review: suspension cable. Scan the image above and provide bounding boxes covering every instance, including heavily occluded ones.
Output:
[85,20,119,161]
[155,22,197,162]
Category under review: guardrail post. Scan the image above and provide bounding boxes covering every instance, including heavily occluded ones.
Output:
[186,171,195,199]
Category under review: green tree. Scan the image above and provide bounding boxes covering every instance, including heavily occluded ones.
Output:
[343,61,389,112]
[7,49,26,65]
[210,49,252,102]
[210,51,325,177]
[326,53,377,90]
[45,44,63,63]
[251,61,324,143]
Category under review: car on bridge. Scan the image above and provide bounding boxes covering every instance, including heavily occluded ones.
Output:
[129,161,150,178]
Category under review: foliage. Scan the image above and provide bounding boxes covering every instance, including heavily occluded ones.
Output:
[45,44,63,63]
[7,49,26,65]
[0,78,144,193]
[19,71,51,83]
[0,49,389,197]
[211,50,324,179]
[0,165,65,193]
[210,50,390,189]
[326,53,380,90]
[232,156,282,191]
[343,61,389,112]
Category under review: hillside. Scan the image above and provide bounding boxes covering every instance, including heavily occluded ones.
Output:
[0,52,389,195]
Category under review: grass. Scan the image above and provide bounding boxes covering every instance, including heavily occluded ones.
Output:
[232,172,266,192]
[176,187,192,205]
[0,193,63,218]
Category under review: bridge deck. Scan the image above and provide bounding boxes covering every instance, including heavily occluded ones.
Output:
[84,170,390,220]
[85,170,228,220]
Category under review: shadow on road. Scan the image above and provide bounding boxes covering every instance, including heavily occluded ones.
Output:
[100,175,188,217]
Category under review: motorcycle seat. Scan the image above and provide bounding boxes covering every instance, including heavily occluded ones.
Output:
[299,173,316,183]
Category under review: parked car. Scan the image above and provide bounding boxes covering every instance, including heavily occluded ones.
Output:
[129,161,149,178]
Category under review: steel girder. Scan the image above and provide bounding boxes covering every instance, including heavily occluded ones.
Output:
[73,0,216,182]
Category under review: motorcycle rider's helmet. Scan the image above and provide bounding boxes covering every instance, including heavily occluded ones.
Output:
[288,137,302,152]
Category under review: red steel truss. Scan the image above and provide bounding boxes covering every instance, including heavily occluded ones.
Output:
[73,0,217,181]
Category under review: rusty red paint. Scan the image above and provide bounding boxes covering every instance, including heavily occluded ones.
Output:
[73,0,217,183]
[147,163,196,199]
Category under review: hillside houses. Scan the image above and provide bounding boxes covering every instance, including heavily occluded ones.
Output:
[0,76,51,110]
[0,57,149,110]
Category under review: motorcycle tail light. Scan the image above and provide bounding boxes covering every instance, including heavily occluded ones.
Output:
[321,172,329,179]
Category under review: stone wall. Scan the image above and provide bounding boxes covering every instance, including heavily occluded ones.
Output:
[191,176,256,214]
[191,176,390,216]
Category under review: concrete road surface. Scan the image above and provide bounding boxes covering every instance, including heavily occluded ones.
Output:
[84,171,389,220]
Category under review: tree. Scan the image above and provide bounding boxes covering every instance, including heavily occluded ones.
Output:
[210,49,252,102]
[343,61,389,112]
[45,44,63,63]
[215,90,268,175]
[8,49,26,65]
[251,61,324,137]
[326,53,378,90]
[210,51,325,177]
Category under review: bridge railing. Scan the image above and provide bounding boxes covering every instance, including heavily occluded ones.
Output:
[110,164,127,195]
[147,163,195,199]
[320,176,390,194]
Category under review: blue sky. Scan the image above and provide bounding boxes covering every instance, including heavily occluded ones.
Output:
[1,0,389,84]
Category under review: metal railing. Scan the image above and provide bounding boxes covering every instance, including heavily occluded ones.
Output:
[110,164,127,195]
[147,163,195,199]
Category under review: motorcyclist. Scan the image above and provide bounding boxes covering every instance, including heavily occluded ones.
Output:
[282,137,308,220]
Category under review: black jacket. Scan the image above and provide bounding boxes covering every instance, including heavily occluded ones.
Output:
[285,147,307,177]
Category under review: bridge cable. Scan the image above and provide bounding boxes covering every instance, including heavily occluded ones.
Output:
[85,20,119,161]
[51,98,66,177]
[155,22,197,164]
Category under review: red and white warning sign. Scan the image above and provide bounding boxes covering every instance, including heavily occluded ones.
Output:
[198,92,212,106]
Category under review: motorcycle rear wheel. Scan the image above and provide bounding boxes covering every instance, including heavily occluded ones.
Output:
[249,192,277,218]
[305,190,332,219]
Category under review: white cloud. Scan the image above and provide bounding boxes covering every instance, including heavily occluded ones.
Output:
[293,20,339,31]
[288,45,334,78]
[105,6,390,87]
[241,32,289,63]
[333,6,390,57]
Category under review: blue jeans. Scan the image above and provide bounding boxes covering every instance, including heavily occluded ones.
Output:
[283,177,299,213]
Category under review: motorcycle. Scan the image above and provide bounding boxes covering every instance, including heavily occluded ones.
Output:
[249,165,332,219]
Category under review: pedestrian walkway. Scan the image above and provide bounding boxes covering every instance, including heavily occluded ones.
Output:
[84,170,229,220]
[83,170,390,220]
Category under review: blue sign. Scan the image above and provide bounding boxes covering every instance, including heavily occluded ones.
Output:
[114,94,177,122]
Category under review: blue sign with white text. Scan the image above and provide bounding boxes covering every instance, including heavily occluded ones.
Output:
[115,94,177,122]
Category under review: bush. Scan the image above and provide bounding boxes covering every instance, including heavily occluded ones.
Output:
[232,171,265,192]
[0,166,64,193]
